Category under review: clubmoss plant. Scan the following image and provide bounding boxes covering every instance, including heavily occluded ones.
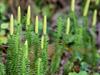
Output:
[33,16,48,75]
[33,33,41,75]
[50,17,64,75]
[6,12,30,75]
[90,9,98,66]
[2,0,99,75]
[81,0,98,66]
[41,16,48,75]
[21,40,30,75]
[26,5,33,48]
[62,0,76,52]
[32,16,41,75]
[6,15,20,74]
[6,14,26,75]
[41,35,48,75]
[82,0,91,49]
[69,0,78,34]
[62,17,74,52]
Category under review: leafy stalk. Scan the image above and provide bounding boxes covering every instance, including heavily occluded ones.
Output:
[21,41,30,75]
[32,33,41,75]
[26,5,33,48]
[6,34,20,75]
[35,58,43,75]
[41,35,48,75]
[50,17,63,74]
[6,13,29,75]
[0,63,5,75]
[0,49,5,75]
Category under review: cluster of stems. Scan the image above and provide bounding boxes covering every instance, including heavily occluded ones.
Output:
[1,0,99,75]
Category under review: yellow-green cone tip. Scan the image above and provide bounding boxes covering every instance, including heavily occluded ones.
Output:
[35,16,38,34]
[83,0,90,16]
[66,17,70,35]
[18,6,21,24]
[71,0,75,12]
[43,16,47,35]
[92,9,97,27]
[26,5,31,26]
[10,14,14,35]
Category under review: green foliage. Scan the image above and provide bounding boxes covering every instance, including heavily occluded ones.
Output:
[26,26,33,48]
[55,17,63,40]
[6,34,20,75]
[68,71,88,75]
[33,33,41,59]
[35,58,43,75]
[0,63,5,75]
[1,23,9,29]
[0,49,5,75]
[42,4,54,19]
[0,36,7,45]
[0,2,8,45]
[0,2,6,15]
[50,45,63,74]
[32,33,41,75]
[21,41,30,75]
[6,23,30,75]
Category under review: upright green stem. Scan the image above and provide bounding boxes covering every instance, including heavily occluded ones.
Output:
[35,58,43,75]
[22,40,30,75]
[41,35,48,75]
